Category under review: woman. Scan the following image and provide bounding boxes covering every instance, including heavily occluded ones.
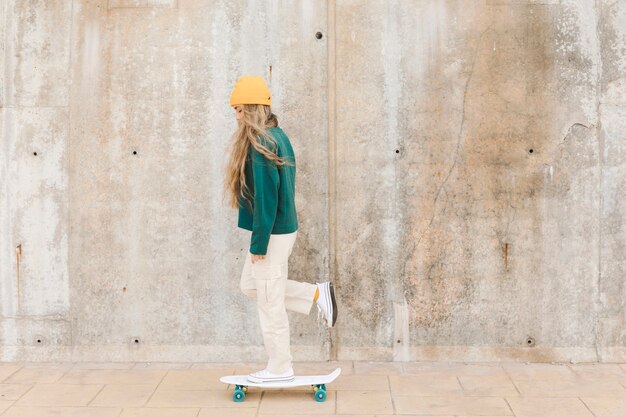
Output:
[224,75,337,383]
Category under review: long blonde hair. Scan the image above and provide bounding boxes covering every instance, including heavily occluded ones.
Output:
[224,104,292,210]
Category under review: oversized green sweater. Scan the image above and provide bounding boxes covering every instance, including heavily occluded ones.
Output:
[238,127,298,255]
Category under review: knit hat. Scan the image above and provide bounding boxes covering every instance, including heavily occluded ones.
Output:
[229,76,272,107]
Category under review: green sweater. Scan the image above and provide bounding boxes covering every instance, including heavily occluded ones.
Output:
[238,127,298,255]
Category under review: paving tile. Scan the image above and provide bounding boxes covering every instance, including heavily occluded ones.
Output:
[266,415,374,417]
[259,390,336,414]
[147,389,258,408]
[580,396,626,417]
[568,363,626,379]
[198,407,259,416]
[0,364,22,382]
[394,396,511,415]
[3,365,69,384]
[133,362,193,370]
[58,369,166,385]
[1,406,121,417]
[332,374,389,391]
[507,397,594,417]
[336,390,394,415]
[389,374,463,396]
[0,384,32,401]
[159,369,231,390]
[0,400,13,414]
[71,362,135,370]
[403,361,505,377]
[354,361,404,375]
[502,362,578,381]
[14,383,103,406]
[121,407,200,417]
[458,374,520,396]
[90,384,156,407]
[515,377,626,397]
[19,362,73,367]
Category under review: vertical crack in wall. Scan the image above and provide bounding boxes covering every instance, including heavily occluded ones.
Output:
[409,26,490,256]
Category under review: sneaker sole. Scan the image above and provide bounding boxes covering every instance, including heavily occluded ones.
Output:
[328,282,337,327]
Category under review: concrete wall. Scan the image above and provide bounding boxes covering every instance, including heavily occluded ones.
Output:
[0,0,624,362]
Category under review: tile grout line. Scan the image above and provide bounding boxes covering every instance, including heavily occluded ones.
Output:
[254,389,264,417]
[455,375,466,395]
[56,363,75,383]
[578,396,599,417]
[0,399,17,417]
[0,364,25,383]
[142,366,169,407]
[500,364,522,396]
[503,397,517,417]
[85,384,107,406]
[387,374,397,415]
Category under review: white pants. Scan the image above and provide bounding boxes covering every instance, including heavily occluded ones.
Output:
[240,230,317,373]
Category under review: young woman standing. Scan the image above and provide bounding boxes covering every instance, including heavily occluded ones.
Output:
[224,75,337,383]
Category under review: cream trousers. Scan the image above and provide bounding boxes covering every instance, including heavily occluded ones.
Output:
[240,230,317,373]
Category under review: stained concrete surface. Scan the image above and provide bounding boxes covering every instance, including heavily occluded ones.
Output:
[0,1,624,362]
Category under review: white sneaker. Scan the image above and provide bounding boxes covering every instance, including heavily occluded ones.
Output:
[316,282,337,327]
[247,367,295,383]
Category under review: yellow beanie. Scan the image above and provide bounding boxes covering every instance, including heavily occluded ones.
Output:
[229,76,272,107]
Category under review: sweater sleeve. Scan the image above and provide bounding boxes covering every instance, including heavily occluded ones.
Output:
[249,145,280,255]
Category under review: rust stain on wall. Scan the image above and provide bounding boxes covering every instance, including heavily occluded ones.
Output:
[16,244,22,306]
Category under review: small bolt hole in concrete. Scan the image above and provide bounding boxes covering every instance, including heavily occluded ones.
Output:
[528,148,534,154]
[33,152,37,156]
[133,150,137,155]
[395,149,400,154]
[526,337,535,347]
[316,31,323,39]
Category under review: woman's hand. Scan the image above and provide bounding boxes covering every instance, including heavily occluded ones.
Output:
[251,254,266,263]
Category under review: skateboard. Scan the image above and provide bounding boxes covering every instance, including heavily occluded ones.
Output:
[220,367,341,402]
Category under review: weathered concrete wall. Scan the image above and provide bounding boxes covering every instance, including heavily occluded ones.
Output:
[0,0,624,362]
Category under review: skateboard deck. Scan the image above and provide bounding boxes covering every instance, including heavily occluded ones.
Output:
[220,367,341,402]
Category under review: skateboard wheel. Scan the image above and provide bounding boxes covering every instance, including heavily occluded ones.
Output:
[233,389,245,402]
[315,389,327,402]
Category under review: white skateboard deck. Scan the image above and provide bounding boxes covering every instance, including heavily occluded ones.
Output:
[220,368,341,402]
[220,367,341,389]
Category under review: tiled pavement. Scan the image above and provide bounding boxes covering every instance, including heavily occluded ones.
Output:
[0,361,625,416]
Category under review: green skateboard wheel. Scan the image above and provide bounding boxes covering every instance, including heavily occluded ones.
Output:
[315,388,327,402]
[233,386,246,402]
